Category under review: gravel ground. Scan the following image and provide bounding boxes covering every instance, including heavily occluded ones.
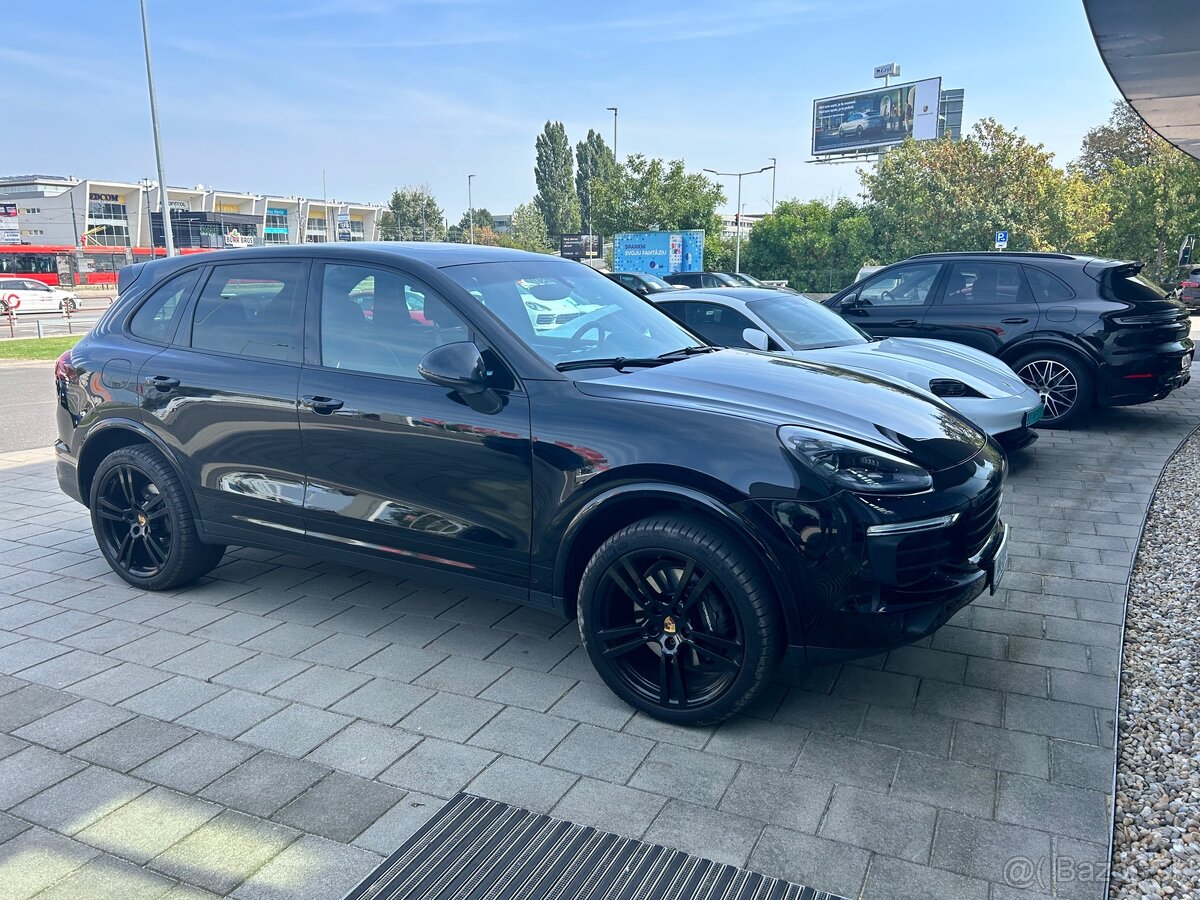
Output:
[1111,429,1200,898]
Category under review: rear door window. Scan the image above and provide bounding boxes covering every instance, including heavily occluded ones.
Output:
[941,262,1032,304]
[190,262,306,361]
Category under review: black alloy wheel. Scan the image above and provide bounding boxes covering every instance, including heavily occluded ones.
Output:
[579,515,781,725]
[89,445,225,590]
[1013,349,1094,427]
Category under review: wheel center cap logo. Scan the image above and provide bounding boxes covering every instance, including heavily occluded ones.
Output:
[662,616,676,634]
[136,513,147,527]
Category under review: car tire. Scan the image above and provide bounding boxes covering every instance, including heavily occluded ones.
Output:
[1012,348,1093,428]
[89,445,226,591]
[577,514,782,726]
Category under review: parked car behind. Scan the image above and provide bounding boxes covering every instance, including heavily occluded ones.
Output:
[605,271,684,296]
[653,287,1043,449]
[0,276,78,315]
[727,272,800,294]
[824,252,1194,427]
[55,244,1009,725]
[1177,266,1200,311]
[663,271,742,289]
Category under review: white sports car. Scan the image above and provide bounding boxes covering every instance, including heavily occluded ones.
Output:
[0,277,79,315]
[652,287,1044,449]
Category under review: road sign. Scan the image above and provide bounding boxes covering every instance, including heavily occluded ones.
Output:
[995,230,1009,250]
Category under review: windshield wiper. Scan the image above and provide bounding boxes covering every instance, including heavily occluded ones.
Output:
[555,356,672,372]
[657,345,718,358]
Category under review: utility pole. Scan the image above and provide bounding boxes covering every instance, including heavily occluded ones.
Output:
[768,158,777,212]
[704,164,774,274]
[607,107,618,162]
[467,174,476,244]
[140,0,174,256]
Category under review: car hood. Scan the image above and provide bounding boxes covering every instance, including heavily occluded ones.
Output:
[799,338,1030,398]
[574,349,985,471]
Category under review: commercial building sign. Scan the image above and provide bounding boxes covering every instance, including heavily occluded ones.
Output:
[613,230,704,274]
[0,203,19,245]
[812,77,942,156]
[560,233,603,260]
[89,192,122,202]
[223,228,255,248]
[336,211,351,241]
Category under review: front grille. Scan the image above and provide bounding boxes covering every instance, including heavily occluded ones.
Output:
[555,312,582,325]
[894,529,954,585]
[954,486,1002,560]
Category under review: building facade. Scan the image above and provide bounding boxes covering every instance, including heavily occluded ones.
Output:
[0,175,382,251]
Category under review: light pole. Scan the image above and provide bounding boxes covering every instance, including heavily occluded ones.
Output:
[467,174,476,244]
[139,0,174,257]
[606,107,618,162]
[704,164,774,274]
[768,157,777,212]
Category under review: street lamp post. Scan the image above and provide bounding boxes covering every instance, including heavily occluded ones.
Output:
[703,164,774,274]
[467,174,476,244]
[768,157,777,212]
[139,0,174,257]
[606,107,618,162]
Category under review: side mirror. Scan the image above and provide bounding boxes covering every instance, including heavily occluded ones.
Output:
[634,284,650,296]
[743,327,771,351]
[417,342,488,395]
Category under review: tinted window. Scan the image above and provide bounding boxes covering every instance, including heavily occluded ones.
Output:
[129,269,199,344]
[858,263,941,306]
[675,301,756,348]
[1110,269,1168,302]
[191,262,304,361]
[1023,266,1074,302]
[942,262,1031,304]
[319,263,469,379]
[617,274,638,289]
[747,296,866,350]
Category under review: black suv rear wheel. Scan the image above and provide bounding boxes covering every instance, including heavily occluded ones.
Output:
[578,515,782,725]
[1013,349,1094,427]
[90,445,225,590]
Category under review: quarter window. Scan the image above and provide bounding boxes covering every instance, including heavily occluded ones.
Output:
[857,263,941,306]
[190,262,304,361]
[318,263,469,379]
[673,301,756,348]
[129,269,199,344]
[1023,266,1074,302]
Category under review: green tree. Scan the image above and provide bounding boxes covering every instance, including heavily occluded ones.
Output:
[743,198,875,292]
[575,129,619,235]
[380,185,444,241]
[861,119,1083,261]
[446,208,494,243]
[591,155,725,237]
[1075,101,1157,182]
[534,121,581,240]
[500,201,552,253]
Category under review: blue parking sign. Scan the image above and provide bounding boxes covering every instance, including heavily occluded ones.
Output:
[995,230,1009,243]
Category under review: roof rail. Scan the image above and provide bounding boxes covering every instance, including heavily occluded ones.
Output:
[906,251,1078,260]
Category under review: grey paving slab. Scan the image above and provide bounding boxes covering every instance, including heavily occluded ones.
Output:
[820,785,937,863]
[718,763,832,833]
[425,622,515,659]
[705,716,807,770]
[750,825,870,900]
[400,691,502,742]
[467,706,574,762]
[72,716,193,773]
[156,641,255,680]
[350,643,446,681]
[230,833,381,900]
[369,614,456,648]
[0,682,76,731]
[466,755,578,813]
[62,620,155,654]
[108,631,204,667]
[13,698,133,751]
[547,679,635,730]
[67,662,174,705]
[273,771,404,842]
[199,752,330,819]
[212,653,313,693]
[328,677,433,725]
[485,633,575,672]
[294,632,387,669]
[119,675,228,721]
[26,851,178,900]
[996,772,1112,843]
[13,765,151,835]
[0,744,87,808]
[14,647,118,690]
[792,730,901,791]
[148,809,300,896]
[353,792,443,855]
[76,785,221,865]
[644,799,764,868]
[551,776,667,840]
[172,689,290,740]
[413,654,508,696]
[861,857,991,900]
[628,741,739,807]
[378,738,496,797]
[546,723,653,784]
[0,826,101,900]
[17,608,107,641]
[130,733,258,794]
[0,637,71,674]
[240,622,328,657]
[890,752,997,818]
[238,704,353,757]
[478,666,576,712]
[303,720,421,779]
[190,610,279,644]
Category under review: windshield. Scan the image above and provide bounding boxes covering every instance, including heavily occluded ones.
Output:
[735,273,764,287]
[748,296,868,350]
[442,259,704,371]
[640,274,675,291]
[713,273,741,287]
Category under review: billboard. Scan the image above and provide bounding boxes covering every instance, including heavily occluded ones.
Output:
[560,233,603,260]
[812,77,942,156]
[0,203,19,245]
[613,230,704,274]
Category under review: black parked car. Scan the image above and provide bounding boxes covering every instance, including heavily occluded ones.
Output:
[55,244,1008,725]
[605,271,684,296]
[824,252,1194,426]
[663,271,743,289]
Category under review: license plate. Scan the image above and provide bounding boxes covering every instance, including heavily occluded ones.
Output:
[988,524,1010,595]
[1024,404,1045,427]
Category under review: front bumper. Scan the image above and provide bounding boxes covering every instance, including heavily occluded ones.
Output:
[946,387,1043,437]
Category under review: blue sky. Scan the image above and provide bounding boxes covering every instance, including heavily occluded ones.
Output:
[9,0,1119,220]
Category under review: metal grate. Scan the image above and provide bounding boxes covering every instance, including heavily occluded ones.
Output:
[344,794,848,900]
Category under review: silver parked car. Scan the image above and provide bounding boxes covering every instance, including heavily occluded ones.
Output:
[652,287,1045,449]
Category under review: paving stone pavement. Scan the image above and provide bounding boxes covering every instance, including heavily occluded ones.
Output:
[0,385,1196,899]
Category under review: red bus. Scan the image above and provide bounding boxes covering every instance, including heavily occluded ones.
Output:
[0,245,209,287]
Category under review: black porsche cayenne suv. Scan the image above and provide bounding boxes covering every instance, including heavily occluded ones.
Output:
[824,252,1194,426]
[54,244,1008,724]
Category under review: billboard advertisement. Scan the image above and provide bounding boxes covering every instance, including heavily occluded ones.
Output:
[613,230,704,274]
[812,77,942,156]
[0,203,19,245]
[560,233,603,260]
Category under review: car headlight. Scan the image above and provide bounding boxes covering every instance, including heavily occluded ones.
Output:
[778,425,932,494]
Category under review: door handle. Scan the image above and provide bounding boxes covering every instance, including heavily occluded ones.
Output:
[889,319,919,327]
[302,395,344,415]
[144,375,179,391]
[1001,317,1029,325]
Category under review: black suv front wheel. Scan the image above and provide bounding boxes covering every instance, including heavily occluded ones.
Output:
[578,515,782,725]
[90,445,225,590]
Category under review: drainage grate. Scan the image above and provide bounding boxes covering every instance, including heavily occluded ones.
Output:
[345,794,847,900]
